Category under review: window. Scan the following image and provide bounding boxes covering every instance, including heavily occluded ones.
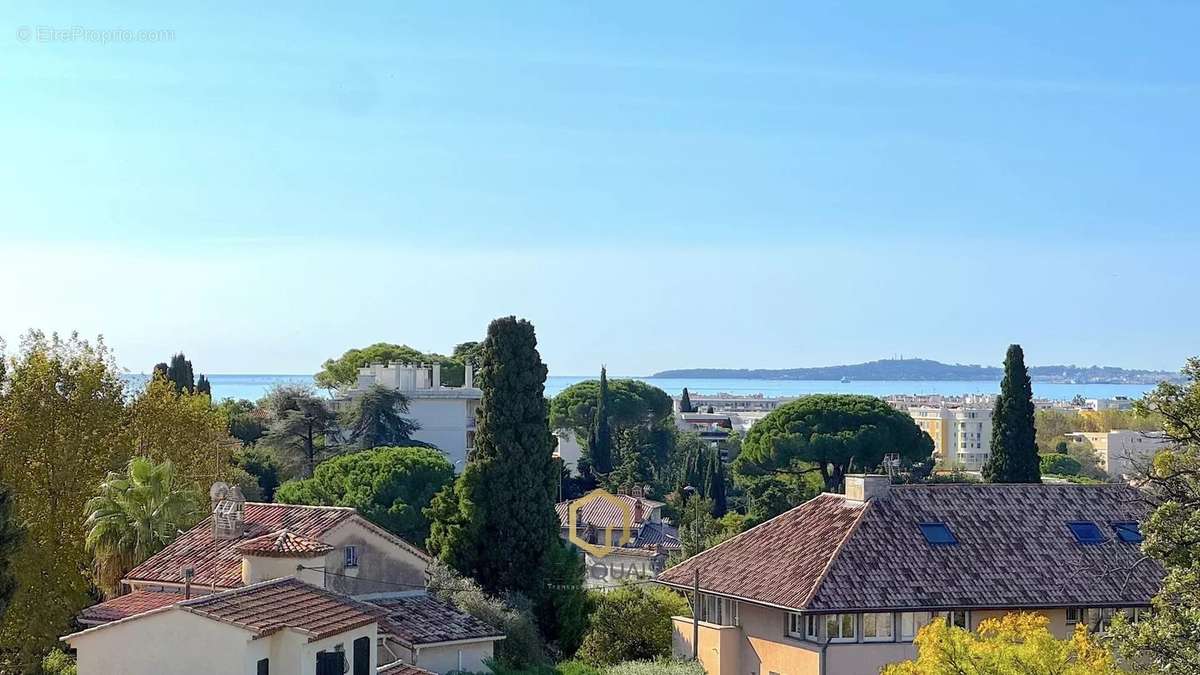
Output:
[863,612,894,641]
[786,612,805,638]
[919,523,957,545]
[699,594,738,626]
[315,651,344,675]
[344,545,359,568]
[825,613,856,642]
[1066,607,1081,624]
[806,614,820,640]
[1068,522,1106,545]
[256,658,269,675]
[1112,522,1143,544]
[900,612,932,641]
[353,636,370,675]
[936,610,968,629]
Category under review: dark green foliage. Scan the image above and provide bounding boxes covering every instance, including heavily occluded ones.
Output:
[341,385,420,450]
[983,345,1041,483]
[706,450,727,517]
[316,342,479,390]
[1055,440,1069,454]
[673,436,727,516]
[164,352,195,394]
[216,398,269,446]
[1039,454,1082,476]
[589,368,614,475]
[736,394,933,492]
[577,584,688,666]
[549,380,673,442]
[275,445,453,543]
[426,317,559,598]
[0,484,23,616]
[258,385,339,478]
[152,362,168,380]
[233,446,281,501]
[679,388,693,413]
[427,562,548,669]
[537,542,591,657]
[195,374,211,396]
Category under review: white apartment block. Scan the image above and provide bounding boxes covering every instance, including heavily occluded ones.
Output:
[1085,397,1137,411]
[674,393,793,413]
[1065,430,1171,478]
[906,398,993,471]
[333,362,481,469]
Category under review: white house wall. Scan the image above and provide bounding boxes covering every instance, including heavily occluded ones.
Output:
[415,641,494,674]
[322,518,429,595]
[407,398,473,467]
[69,608,255,675]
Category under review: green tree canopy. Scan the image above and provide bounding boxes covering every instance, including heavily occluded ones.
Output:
[340,385,421,450]
[577,584,689,666]
[0,484,23,619]
[679,388,693,413]
[984,345,1041,483]
[258,385,340,478]
[164,352,196,394]
[1038,453,1083,477]
[0,332,129,669]
[589,367,614,475]
[84,457,203,598]
[1109,356,1200,671]
[550,379,673,439]
[315,342,476,390]
[426,316,559,599]
[275,445,453,544]
[735,394,933,492]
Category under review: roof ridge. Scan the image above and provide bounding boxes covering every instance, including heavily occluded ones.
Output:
[246,502,357,510]
[796,495,873,610]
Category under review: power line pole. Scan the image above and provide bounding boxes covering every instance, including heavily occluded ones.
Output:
[692,569,700,661]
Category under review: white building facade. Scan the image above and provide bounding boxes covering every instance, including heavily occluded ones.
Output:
[906,398,993,471]
[333,362,481,469]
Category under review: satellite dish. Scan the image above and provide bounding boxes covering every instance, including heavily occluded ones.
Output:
[209,482,230,501]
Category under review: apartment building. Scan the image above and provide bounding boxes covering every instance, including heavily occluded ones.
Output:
[905,398,993,471]
[658,476,1159,675]
[332,362,482,469]
[675,394,793,413]
[1065,430,1171,478]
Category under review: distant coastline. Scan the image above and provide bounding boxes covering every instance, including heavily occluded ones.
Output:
[650,358,1180,385]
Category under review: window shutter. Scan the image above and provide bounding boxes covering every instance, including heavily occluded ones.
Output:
[256,658,269,675]
[353,636,370,675]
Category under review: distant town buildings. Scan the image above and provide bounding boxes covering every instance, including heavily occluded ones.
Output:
[556,489,681,589]
[672,393,793,414]
[1085,396,1137,411]
[332,362,481,469]
[897,396,994,471]
[1065,430,1171,478]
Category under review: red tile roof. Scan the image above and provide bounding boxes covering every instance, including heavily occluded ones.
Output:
[659,484,1163,612]
[659,494,866,609]
[235,529,336,558]
[124,503,357,588]
[556,493,663,530]
[179,577,384,641]
[372,594,505,647]
[77,590,183,624]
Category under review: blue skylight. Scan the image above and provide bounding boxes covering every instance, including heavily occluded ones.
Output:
[1112,522,1143,544]
[1068,522,1106,545]
[919,523,957,545]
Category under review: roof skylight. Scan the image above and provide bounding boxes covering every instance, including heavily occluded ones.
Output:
[1067,521,1106,545]
[919,522,957,545]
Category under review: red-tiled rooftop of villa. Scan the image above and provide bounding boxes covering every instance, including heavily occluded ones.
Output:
[78,590,183,625]
[234,529,335,558]
[371,594,505,648]
[658,483,1162,612]
[377,662,436,675]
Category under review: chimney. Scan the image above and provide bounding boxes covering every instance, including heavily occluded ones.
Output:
[211,483,246,540]
[182,567,195,599]
[464,362,475,388]
[844,474,891,502]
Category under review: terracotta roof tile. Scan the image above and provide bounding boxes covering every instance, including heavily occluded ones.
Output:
[235,529,336,558]
[556,494,663,530]
[77,590,183,624]
[659,484,1163,612]
[372,594,504,647]
[658,494,865,609]
[179,577,383,641]
[125,503,355,588]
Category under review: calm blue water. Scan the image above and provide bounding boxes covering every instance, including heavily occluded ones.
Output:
[122,373,1158,403]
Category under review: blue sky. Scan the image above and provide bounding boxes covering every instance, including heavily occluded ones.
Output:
[1,2,1197,375]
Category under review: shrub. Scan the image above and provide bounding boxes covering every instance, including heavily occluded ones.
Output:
[1040,454,1083,477]
[41,649,77,675]
[429,562,548,668]
[605,660,704,675]
[577,584,689,666]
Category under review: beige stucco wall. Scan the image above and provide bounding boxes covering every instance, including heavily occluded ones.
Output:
[242,554,326,586]
[739,603,822,675]
[69,608,256,675]
[672,617,741,675]
[323,518,429,595]
[415,641,495,674]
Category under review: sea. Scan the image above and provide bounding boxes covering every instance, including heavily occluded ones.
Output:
[120,373,1160,403]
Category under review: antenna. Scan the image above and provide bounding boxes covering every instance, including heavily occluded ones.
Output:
[883,453,901,479]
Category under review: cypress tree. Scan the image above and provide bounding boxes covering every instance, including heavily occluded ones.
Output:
[590,367,613,475]
[196,374,212,396]
[427,316,559,597]
[983,344,1041,483]
[165,353,195,394]
[708,449,728,517]
[680,388,693,413]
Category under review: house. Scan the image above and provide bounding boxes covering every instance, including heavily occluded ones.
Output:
[331,362,481,469]
[557,490,681,588]
[68,484,503,675]
[657,475,1161,675]
[65,577,386,675]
